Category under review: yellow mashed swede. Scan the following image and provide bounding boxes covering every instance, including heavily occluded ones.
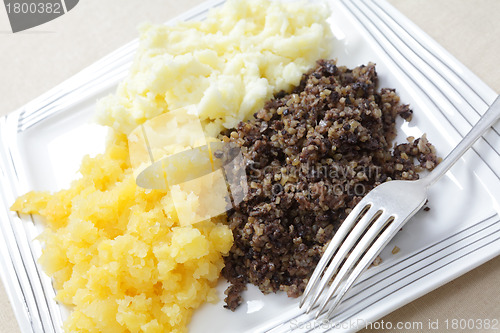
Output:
[13,133,234,333]
[11,0,333,332]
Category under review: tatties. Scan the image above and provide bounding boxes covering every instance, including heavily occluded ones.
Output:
[97,0,333,137]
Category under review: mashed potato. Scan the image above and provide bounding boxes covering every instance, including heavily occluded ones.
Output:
[97,0,333,137]
[11,0,333,332]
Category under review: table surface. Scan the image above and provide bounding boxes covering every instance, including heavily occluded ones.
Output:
[1,1,499,332]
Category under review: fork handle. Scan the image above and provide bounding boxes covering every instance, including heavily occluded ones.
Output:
[422,95,500,187]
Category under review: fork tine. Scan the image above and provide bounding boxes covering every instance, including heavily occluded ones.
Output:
[322,196,426,320]
[303,203,380,313]
[324,213,419,319]
[314,211,394,319]
[299,202,371,308]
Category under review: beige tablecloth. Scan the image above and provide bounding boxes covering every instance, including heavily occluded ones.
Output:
[0,1,499,332]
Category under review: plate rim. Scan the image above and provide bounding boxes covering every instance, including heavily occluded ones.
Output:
[1,0,499,332]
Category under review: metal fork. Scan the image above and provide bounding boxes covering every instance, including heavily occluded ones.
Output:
[299,95,500,320]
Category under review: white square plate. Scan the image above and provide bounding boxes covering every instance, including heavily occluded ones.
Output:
[1,0,499,332]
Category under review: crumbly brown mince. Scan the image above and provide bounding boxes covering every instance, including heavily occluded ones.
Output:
[219,59,439,311]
